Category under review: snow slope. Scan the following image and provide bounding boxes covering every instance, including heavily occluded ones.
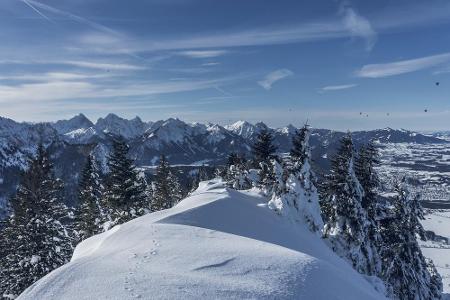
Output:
[19,180,385,300]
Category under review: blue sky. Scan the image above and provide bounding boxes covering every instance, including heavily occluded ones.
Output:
[0,0,449,130]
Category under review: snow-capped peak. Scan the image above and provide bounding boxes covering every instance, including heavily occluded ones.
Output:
[95,114,151,139]
[53,113,94,135]
[277,124,297,135]
[226,120,257,139]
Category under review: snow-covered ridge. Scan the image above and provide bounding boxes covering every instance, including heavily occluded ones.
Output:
[19,180,385,300]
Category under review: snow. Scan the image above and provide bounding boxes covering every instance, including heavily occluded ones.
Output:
[420,210,450,296]
[95,114,152,139]
[29,255,41,265]
[19,180,385,300]
[225,120,258,139]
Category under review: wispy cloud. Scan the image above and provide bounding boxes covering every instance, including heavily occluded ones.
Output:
[177,50,229,59]
[0,59,146,71]
[320,83,357,91]
[258,69,293,90]
[202,62,220,66]
[0,72,112,82]
[78,22,350,54]
[340,3,377,51]
[0,74,247,102]
[356,52,450,78]
[76,7,380,55]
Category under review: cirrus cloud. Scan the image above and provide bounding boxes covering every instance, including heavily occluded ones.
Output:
[258,69,294,90]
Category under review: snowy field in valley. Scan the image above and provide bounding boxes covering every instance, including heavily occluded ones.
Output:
[18,181,385,300]
[421,209,450,296]
[377,143,450,202]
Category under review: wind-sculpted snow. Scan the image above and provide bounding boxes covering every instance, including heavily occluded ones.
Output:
[19,180,385,300]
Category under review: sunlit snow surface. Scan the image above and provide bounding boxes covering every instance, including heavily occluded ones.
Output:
[421,209,450,297]
[19,181,384,300]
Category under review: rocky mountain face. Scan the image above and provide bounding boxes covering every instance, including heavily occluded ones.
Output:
[0,114,447,218]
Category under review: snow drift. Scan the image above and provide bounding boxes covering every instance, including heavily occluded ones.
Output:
[19,180,385,299]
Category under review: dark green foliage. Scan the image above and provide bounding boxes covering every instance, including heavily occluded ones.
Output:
[252,129,277,166]
[103,137,149,225]
[0,144,72,298]
[321,134,376,275]
[290,124,309,171]
[152,155,183,211]
[355,142,380,216]
[224,153,251,190]
[354,141,383,276]
[251,129,277,189]
[379,182,442,299]
[74,155,104,241]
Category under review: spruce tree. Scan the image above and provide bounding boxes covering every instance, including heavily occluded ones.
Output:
[354,141,382,276]
[290,124,309,170]
[0,144,72,298]
[103,137,149,226]
[379,181,442,299]
[152,155,182,211]
[74,154,104,241]
[225,153,251,190]
[251,129,277,190]
[269,125,323,233]
[291,124,323,232]
[322,134,376,275]
[252,129,277,167]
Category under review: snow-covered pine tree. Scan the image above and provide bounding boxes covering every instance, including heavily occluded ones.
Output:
[269,125,323,233]
[103,137,149,226]
[152,155,182,211]
[251,129,278,191]
[0,144,72,298]
[321,134,376,275]
[290,124,323,232]
[379,181,442,300]
[74,154,104,241]
[225,153,251,190]
[290,124,309,171]
[354,141,382,276]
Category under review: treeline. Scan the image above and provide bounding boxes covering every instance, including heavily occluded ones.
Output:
[220,126,443,300]
[0,127,444,299]
[0,137,184,298]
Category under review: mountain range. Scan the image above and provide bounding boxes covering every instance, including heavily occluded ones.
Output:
[0,113,447,217]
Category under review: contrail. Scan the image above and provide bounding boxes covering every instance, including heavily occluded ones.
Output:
[20,0,121,37]
[18,0,150,62]
[21,0,54,24]
[214,86,234,97]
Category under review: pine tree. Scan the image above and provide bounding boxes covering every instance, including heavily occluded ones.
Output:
[0,144,72,298]
[152,155,182,211]
[379,181,442,299]
[354,141,382,276]
[224,153,251,190]
[252,129,277,167]
[74,155,104,241]
[290,124,309,170]
[251,129,278,190]
[269,125,323,233]
[322,134,375,275]
[103,137,149,226]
